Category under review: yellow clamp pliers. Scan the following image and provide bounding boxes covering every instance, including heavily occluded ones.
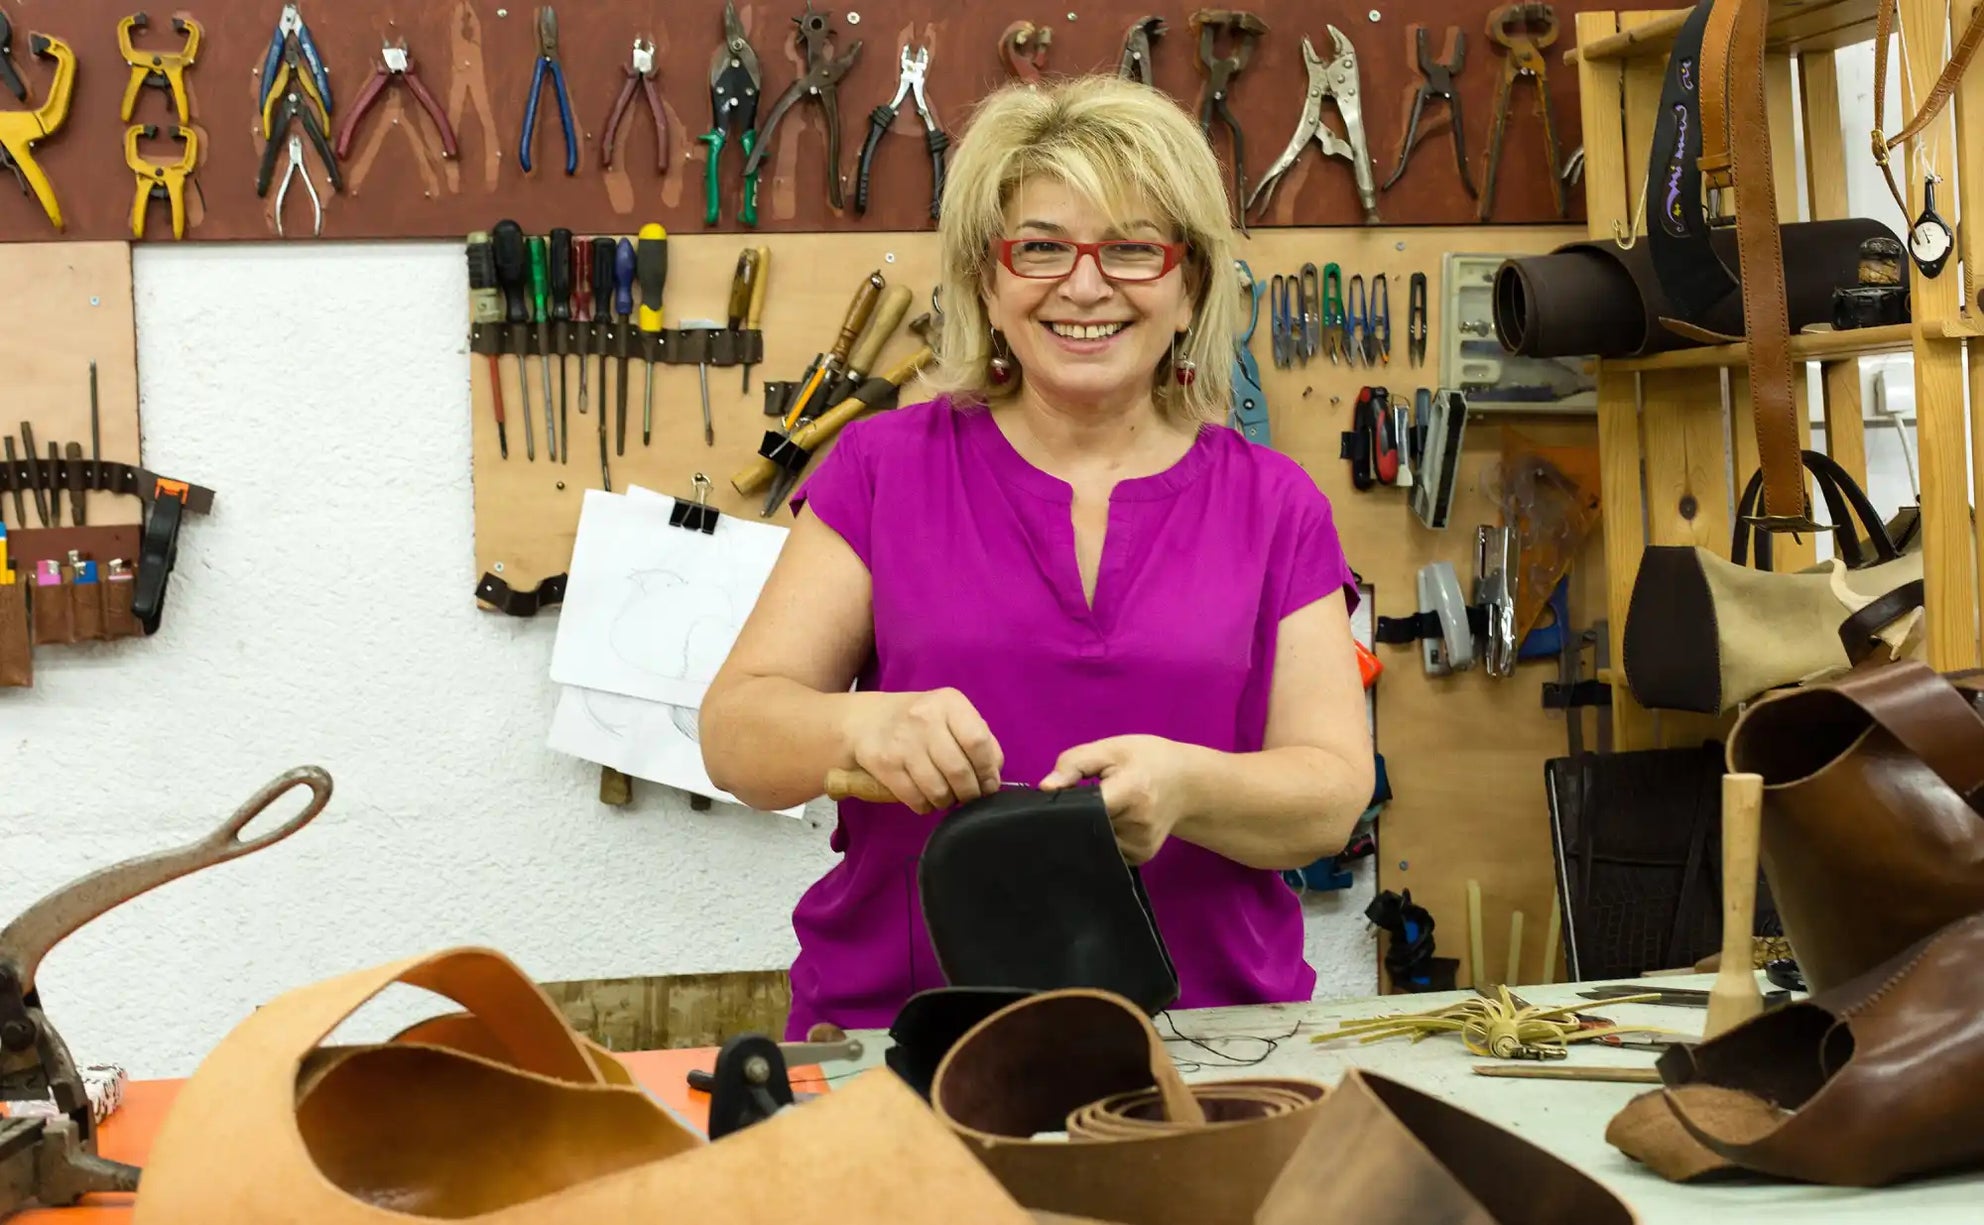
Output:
[126,123,199,240]
[0,32,76,232]
[118,13,203,126]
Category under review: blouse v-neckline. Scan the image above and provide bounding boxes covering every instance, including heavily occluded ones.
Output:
[960,405,1215,631]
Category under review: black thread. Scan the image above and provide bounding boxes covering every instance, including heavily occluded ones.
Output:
[1156,1010,1302,1073]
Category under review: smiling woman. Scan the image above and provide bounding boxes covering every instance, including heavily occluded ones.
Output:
[698,74,1374,1040]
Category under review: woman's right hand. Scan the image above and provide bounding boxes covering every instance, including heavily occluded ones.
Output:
[844,688,1004,813]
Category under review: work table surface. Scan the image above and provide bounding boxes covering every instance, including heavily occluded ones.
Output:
[19,974,1982,1221]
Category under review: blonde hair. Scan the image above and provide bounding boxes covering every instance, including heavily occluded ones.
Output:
[924,74,1241,428]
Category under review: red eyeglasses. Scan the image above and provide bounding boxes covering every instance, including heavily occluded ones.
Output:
[994,238,1189,282]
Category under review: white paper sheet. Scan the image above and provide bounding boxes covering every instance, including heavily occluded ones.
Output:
[546,684,804,818]
[549,486,790,709]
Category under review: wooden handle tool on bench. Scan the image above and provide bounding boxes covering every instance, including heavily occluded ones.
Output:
[825,766,896,803]
[1706,771,1767,1038]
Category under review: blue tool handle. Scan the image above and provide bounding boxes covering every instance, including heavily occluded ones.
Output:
[258,33,283,107]
[551,63,577,175]
[1518,576,1572,660]
[297,26,333,112]
[614,238,636,317]
[521,60,546,173]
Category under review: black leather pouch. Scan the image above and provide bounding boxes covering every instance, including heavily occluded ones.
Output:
[884,986,1036,1100]
[917,785,1180,1014]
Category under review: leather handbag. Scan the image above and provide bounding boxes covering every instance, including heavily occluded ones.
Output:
[1723,658,1984,993]
[1622,449,1925,714]
[1607,910,1984,1187]
[919,785,1180,1014]
[132,946,1042,1224]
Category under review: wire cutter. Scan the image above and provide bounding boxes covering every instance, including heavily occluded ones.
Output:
[1345,274,1368,368]
[1269,274,1293,369]
[1480,2,1567,222]
[0,33,74,232]
[520,6,578,175]
[603,37,666,173]
[702,0,762,225]
[1249,27,1379,225]
[1118,16,1164,84]
[118,13,201,125]
[258,5,331,139]
[1192,9,1266,236]
[125,123,197,240]
[855,45,947,220]
[1298,262,1321,363]
[1385,25,1474,197]
[1369,273,1391,364]
[337,38,457,162]
[745,3,862,211]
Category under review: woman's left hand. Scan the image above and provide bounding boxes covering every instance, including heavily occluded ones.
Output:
[1039,735,1202,864]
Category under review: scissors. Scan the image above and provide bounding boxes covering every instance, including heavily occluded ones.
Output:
[1270,274,1295,369]
[1320,263,1346,363]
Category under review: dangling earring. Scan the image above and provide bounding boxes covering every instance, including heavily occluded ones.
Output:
[988,327,1015,385]
[1171,334,1197,386]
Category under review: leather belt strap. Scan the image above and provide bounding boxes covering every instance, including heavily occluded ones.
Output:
[1872,0,1984,216]
[1697,0,1809,527]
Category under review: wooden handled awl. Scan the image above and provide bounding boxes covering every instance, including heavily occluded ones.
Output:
[1706,771,1767,1039]
[730,346,935,495]
[824,767,895,803]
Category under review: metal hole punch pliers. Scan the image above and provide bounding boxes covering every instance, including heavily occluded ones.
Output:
[125,123,197,240]
[1480,2,1566,222]
[855,45,948,220]
[1385,25,1475,198]
[0,32,75,232]
[337,38,458,162]
[118,13,202,126]
[1191,9,1267,236]
[603,37,666,173]
[1249,26,1379,225]
[702,0,763,226]
[520,5,578,175]
[258,5,331,140]
[745,2,862,212]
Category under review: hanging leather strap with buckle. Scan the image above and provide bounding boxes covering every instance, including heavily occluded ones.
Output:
[1871,0,1984,216]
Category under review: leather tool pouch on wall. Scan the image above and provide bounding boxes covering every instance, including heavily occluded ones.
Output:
[1622,449,1925,713]
[0,574,30,688]
[918,787,1179,1015]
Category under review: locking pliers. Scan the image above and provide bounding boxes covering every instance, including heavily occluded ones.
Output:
[1249,26,1379,224]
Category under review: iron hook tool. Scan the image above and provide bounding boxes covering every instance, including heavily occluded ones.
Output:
[520,6,578,175]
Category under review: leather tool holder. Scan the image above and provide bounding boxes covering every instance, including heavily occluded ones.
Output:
[1723,659,1984,995]
[1608,911,1984,1188]
[918,786,1180,1015]
[28,571,144,648]
[0,572,30,688]
[468,320,765,369]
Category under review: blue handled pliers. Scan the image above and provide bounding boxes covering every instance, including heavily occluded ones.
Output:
[520,6,578,175]
[258,5,332,139]
[1345,273,1368,368]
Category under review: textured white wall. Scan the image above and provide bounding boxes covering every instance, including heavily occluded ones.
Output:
[1,241,1378,1079]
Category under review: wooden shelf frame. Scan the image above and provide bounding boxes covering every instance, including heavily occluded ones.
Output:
[1575,1,1984,751]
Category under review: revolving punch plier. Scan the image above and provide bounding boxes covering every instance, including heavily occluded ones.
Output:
[603,37,667,173]
[520,5,578,175]
[337,36,458,161]
[855,44,948,219]
[258,4,331,140]
[1386,25,1474,197]
[1249,26,1380,225]
[702,0,763,225]
[1192,9,1266,236]
[745,2,862,211]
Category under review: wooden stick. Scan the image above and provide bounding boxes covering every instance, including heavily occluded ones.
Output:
[1468,880,1486,989]
[1506,910,1525,987]
[1706,773,1767,1039]
[1473,1064,1662,1084]
[1541,896,1562,984]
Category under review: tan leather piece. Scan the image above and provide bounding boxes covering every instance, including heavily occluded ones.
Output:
[930,990,1328,1225]
[392,1011,638,1088]
[1609,912,1984,1187]
[1726,661,1984,992]
[1258,1069,1639,1225]
[132,946,1041,1224]
[1603,1091,1735,1182]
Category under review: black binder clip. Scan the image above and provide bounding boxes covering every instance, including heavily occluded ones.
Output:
[669,472,718,534]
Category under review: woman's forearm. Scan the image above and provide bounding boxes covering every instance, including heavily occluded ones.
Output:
[700,677,873,812]
[1171,744,1374,871]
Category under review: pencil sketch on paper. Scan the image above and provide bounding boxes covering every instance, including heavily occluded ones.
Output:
[546,685,801,819]
[609,569,741,683]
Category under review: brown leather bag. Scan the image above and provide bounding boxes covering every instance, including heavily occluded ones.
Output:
[1725,660,1984,993]
[132,947,1042,1224]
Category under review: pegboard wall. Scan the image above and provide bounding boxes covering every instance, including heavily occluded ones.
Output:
[0,0,1599,241]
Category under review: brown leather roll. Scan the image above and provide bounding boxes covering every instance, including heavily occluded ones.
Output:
[1725,660,1984,993]
[1492,219,1894,360]
[930,989,1329,1225]
[1608,911,1984,1187]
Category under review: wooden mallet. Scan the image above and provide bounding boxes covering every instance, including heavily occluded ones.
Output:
[1705,771,1767,1038]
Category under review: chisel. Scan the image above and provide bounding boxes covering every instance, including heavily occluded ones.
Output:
[3,437,23,526]
[18,423,48,526]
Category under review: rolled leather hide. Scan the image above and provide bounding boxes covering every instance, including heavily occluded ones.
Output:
[1493,218,1895,359]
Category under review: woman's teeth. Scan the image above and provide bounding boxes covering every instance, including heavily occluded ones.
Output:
[1046,321,1128,340]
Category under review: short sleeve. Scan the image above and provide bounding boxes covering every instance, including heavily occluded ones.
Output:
[1275,480,1359,621]
[788,421,875,566]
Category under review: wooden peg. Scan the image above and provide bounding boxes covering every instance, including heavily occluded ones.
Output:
[1706,772,1766,1038]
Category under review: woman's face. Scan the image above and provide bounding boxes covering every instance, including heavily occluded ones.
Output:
[982,177,1195,413]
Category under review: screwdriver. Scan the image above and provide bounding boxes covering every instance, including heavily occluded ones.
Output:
[550,228,574,463]
[614,237,637,456]
[636,223,668,447]
[591,238,618,473]
[727,248,760,394]
[492,220,535,461]
[528,235,556,461]
[681,319,720,447]
[466,231,510,459]
[572,237,594,422]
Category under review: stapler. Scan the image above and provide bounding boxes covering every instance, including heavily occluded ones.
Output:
[1417,561,1476,675]
[1411,389,1467,528]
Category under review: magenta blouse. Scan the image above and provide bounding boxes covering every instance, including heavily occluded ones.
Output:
[784,396,1359,1038]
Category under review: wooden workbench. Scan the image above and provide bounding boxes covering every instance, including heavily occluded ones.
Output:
[20,976,1983,1221]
